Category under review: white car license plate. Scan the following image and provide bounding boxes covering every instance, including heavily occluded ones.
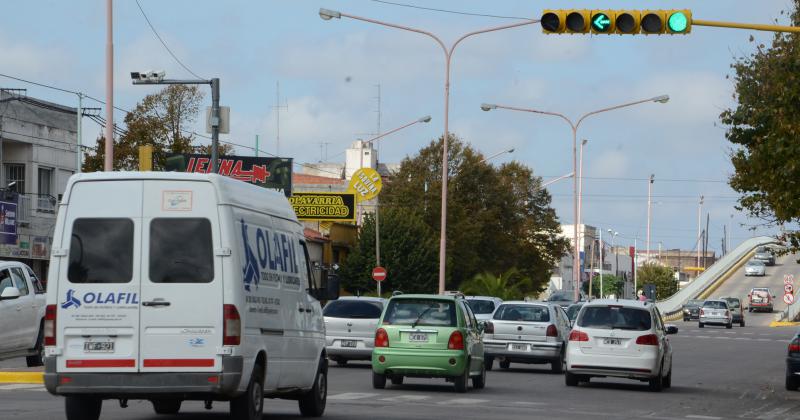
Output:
[408,333,429,343]
[510,343,528,351]
[341,340,357,348]
[84,341,114,352]
[603,338,621,345]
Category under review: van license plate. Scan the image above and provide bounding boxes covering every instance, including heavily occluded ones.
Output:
[341,340,357,348]
[510,343,528,351]
[84,341,114,352]
[603,338,621,345]
[408,333,428,343]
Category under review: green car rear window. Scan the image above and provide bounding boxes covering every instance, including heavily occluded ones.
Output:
[383,299,457,327]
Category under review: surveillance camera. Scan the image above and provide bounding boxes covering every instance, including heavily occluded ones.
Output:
[146,70,166,82]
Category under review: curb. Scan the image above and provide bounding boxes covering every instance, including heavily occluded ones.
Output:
[0,372,44,384]
[769,321,800,328]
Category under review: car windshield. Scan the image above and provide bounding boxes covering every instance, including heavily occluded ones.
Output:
[382,299,456,327]
[566,304,583,320]
[323,300,383,319]
[686,299,704,307]
[493,304,550,322]
[747,261,764,266]
[466,299,496,314]
[703,301,728,309]
[577,306,652,331]
[548,292,572,302]
[722,298,740,308]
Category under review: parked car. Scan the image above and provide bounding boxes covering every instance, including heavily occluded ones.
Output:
[483,302,570,372]
[754,246,775,266]
[565,299,676,392]
[0,261,47,367]
[566,302,585,325]
[719,297,745,327]
[786,331,800,391]
[682,299,704,321]
[748,287,775,312]
[547,290,580,308]
[465,296,503,322]
[324,296,385,365]
[699,299,733,329]
[744,260,767,276]
[372,294,486,393]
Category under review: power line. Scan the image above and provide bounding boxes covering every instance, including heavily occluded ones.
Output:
[134,0,204,80]
[368,0,532,20]
[542,175,728,184]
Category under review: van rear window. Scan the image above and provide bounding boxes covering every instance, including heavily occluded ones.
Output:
[150,218,214,283]
[69,218,134,283]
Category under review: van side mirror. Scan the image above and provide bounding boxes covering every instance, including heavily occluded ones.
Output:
[0,286,21,300]
[665,324,679,335]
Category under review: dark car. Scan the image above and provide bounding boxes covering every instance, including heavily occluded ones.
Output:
[786,331,800,390]
[682,299,704,321]
[754,246,776,266]
[547,291,580,308]
[565,302,584,325]
[720,296,745,327]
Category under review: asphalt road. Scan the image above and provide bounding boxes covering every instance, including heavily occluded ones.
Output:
[2,324,800,419]
[712,252,799,327]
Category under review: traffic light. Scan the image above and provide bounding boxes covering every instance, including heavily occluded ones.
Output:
[540,9,691,35]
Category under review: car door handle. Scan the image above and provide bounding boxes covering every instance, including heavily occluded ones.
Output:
[142,301,171,307]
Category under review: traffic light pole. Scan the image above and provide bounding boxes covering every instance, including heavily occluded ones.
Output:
[693,19,800,33]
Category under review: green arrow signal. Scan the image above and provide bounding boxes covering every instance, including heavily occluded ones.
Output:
[592,14,611,31]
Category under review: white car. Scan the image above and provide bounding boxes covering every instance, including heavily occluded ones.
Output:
[744,260,766,276]
[565,299,677,392]
[0,261,47,366]
[465,296,503,322]
[699,299,733,329]
[323,296,384,365]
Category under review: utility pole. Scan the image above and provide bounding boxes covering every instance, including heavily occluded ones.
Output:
[704,213,710,269]
[104,0,114,171]
[697,195,704,268]
[272,81,288,156]
[599,228,603,299]
[646,174,654,263]
[210,78,220,172]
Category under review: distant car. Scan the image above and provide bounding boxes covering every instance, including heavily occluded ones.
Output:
[748,287,775,312]
[565,299,677,392]
[323,296,385,365]
[719,297,745,327]
[566,302,585,324]
[744,260,767,276]
[682,299,704,321]
[483,302,570,372]
[465,296,503,322]
[786,331,800,391]
[547,291,579,308]
[754,246,775,266]
[372,294,486,393]
[699,299,733,329]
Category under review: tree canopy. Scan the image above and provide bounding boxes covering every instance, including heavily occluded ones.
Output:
[460,269,532,301]
[721,1,800,250]
[636,264,677,300]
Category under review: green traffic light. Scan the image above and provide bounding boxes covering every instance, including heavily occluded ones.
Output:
[591,13,611,32]
[668,12,688,33]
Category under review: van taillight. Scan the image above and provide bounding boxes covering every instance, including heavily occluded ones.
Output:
[789,338,800,355]
[568,330,588,342]
[375,328,389,348]
[44,305,57,346]
[223,304,241,346]
[484,322,494,334]
[448,331,464,350]
[636,334,659,346]
[546,324,558,337]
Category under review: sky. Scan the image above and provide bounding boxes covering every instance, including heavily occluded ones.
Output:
[0,0,795,253]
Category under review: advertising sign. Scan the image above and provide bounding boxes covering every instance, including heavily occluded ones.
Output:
[0,199,17,245]
[288,192,356,222]
[166,153,293,197]
[349,168,382,202]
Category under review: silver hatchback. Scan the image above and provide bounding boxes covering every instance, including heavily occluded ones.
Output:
[323,296,385,365]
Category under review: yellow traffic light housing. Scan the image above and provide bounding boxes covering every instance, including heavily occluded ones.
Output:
[565,10,591,33]
[641,10,667,34]
[590,10,616,34]
[541,10,566,33]
[615,10,641,34]
[540,9,692,35]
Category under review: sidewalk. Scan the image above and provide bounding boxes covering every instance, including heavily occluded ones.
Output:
[0,359,44,383]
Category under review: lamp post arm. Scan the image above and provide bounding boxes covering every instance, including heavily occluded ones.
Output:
[340,12,448,56]
[491,104,576,130]
[366,118,423,146]
[575,97,660,131]
[449,20,539,57]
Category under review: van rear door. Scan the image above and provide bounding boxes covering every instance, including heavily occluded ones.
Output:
[57,180,142,373]
[138,182,223,372]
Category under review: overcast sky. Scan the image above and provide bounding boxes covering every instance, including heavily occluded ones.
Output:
[1,0,794,252]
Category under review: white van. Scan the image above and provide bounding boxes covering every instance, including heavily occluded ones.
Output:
[43,172,339,420]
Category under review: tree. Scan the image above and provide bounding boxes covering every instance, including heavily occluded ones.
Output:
[583,274,623,298]
[83,85,232,171]
[721,1,800,251]
[338,207,438,296]
[460,269,533,301]
[636,264,677,300]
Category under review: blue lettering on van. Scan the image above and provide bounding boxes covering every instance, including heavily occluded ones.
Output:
[61,289,138,309]
[61,289,81,309]
[239,220,300,292]
[241,219,260,292]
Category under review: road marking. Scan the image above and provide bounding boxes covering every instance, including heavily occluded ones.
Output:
[379,395,430,403]
[513,401,548,406]
[756,405,794,419]
[438,398,488,405]
[0,384,45,391]
[686,415,722,419]
[328,392,378,401]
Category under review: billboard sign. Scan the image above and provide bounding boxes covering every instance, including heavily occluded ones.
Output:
[166,153,292,197]
[288,192,356,222]
[0,199,17,245]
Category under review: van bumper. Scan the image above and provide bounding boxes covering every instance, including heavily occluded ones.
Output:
[44,356,243,399]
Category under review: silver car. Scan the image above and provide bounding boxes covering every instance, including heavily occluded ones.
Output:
[465,296,503,322]
[323,296,385,365]
[699,299,733,329]
[483,302,570,372]
[744,260,766,276]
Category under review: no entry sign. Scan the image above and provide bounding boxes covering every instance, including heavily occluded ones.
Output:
[372,266,387,282]
[784,293,795,305]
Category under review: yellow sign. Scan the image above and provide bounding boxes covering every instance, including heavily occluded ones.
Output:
[348,168,383,202]
[289,193,356,222]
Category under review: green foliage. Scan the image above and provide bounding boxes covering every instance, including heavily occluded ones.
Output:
[338,207,438,295]
[583,274,624,298]
[379,135,568,292]
[721,1,800,250]
[636,264,677,300]
[460,269,533,301]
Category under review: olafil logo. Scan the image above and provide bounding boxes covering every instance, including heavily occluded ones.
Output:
[61,289,81,309]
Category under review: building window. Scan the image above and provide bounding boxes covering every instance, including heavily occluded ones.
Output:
[38,167,53,196]
[6,164,24,193]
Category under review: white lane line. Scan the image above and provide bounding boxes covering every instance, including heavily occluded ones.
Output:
[0,384,45,391]
[686,415,722,419]
[328,392,378,401]
[756,405,793,419]
[438,398,488,405]
[379,395,430,403]
[513,401,548,406]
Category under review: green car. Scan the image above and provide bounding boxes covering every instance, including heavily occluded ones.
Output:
[371,294,486,393]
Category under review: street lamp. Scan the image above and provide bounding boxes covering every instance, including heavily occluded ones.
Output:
[480,95,669,302]
[578,139,588,256]
[320,9,538,295]
[646,174,655,264]
[131,71,222,173]
[480,148,514,164]
[608,229,619,278]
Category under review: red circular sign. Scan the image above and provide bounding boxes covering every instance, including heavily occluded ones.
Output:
[786,284,794,294]
[372,267,387,282]
[785,293,795,305]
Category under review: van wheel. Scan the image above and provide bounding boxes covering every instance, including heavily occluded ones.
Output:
[499,360,511,369]
[298,358,327,417]
[453,362,469,393]
[372,372,386,389]
[230,364,264,420]
[565,371,578,387]
[151,399,182,415]
[65,396,102,420]
[484,356,494,371]
[26,327,44,367]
